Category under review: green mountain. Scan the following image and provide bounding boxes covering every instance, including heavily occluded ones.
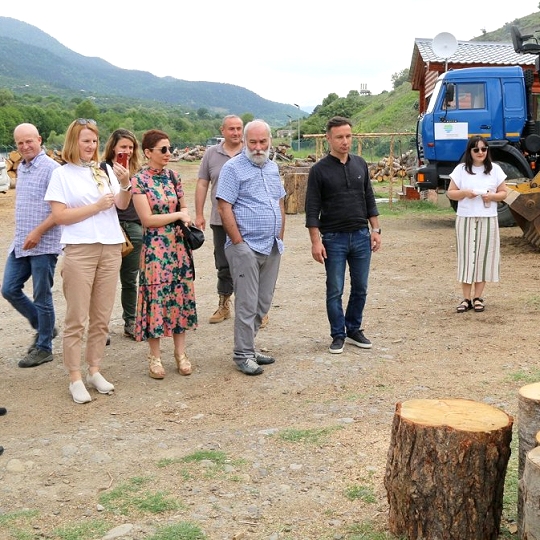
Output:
[0,16,300,125]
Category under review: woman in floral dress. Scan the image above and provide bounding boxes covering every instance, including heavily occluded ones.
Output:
[132,129,196,379]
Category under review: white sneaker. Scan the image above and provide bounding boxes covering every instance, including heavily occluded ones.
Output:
[69,380,92,404]
[86,372,115,394]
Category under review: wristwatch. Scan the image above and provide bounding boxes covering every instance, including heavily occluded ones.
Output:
[120,184,132,192]
[371,228,381,234]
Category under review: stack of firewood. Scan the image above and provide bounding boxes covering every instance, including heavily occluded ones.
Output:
[368,151,416,182]
[5,150,21,181]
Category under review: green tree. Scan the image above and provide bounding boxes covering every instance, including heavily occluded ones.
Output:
[74,99,99,124]
[391,69,410,90]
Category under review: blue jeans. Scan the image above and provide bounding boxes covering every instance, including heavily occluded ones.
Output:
[322,229,371,339]
[1,252,58,352]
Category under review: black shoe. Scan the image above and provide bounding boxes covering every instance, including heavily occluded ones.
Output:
[19,348,54,368]
[106,334,111,346]
[346,330,372,349]
[28,327,59,353]
[0,408,6,416]
[329,336,345,354]
[255,352,275,365]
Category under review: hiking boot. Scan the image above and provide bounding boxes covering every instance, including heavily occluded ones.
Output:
[255,352,275,365]
[236,358,264,375]
[329,336,345,354]
[346,330,372,349]
[209,294,232,324]
[19,348,54,368]
[28,327,59,353]
[124,320,136,340]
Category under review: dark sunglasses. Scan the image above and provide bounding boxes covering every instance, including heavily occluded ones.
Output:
[76,118,97,125]
[472,147,488,154]
[150,145,174,154]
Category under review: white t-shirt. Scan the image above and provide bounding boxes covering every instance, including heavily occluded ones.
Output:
[450,163,507,217]
[45,163,124,245]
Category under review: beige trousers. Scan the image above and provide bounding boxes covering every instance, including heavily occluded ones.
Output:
[61,243,122,373]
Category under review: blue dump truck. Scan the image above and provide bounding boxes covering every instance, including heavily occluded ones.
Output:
[413,28,540,245]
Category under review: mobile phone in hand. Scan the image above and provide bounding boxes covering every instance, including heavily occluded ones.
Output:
[116,152,128,168]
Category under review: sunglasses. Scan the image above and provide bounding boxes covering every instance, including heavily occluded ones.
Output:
[150,146,174,154]
[472,147,488,154]
[76,118,97,125]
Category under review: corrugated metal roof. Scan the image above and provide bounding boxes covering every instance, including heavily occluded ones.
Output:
[414,38,538,65]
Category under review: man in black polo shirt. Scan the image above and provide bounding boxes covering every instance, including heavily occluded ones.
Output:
[305,116,381,354]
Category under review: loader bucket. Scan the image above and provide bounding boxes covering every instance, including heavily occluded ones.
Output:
[506,183,540,248]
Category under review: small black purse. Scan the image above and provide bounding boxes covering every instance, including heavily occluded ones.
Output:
[177,220,205,250]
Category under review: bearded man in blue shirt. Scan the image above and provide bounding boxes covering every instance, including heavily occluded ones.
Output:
[217,120,285,375]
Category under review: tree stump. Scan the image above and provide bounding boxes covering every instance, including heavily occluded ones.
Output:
[384,398,513,540]
[518,382,540,536]
[522,445,540,539]
[282,166,310,214]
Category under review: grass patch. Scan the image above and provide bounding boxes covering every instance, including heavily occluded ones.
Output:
[180,450,228,464]
[376,200,454,216]
[344,485,377,503]
[53,519,110,540]
[508,369,540,384]
[500,433,519,537]
[0,510,40,540]
[346,521,397,539]
[147,523,207,540]
[99,476,181,516]
[278,426,343,444]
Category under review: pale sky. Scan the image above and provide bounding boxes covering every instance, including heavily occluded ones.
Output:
[3,1,538,111]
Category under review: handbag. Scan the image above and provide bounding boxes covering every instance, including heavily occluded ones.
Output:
[120,225,134,257]
[177,221,205,251]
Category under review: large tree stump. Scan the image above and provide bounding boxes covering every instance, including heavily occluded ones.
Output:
[518,382,540,536]
[384,398,513,540]
[282,166,310,214]
[522,445,540,539]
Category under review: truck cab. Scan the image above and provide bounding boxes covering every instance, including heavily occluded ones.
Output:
[414,65,540,226]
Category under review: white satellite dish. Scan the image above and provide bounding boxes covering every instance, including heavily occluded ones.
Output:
[432,32,458,59]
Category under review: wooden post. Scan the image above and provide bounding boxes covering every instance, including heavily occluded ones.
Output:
[384,398,513,540]
[518,382,540,537]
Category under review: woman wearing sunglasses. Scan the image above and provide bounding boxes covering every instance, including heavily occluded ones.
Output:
[447,135,507,313]
[45,119,133,403]
[131,129,196,379]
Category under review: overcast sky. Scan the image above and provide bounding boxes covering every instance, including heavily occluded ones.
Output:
[3,1,538,111]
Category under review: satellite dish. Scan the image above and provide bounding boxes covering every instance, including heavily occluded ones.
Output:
[432,32,458,59]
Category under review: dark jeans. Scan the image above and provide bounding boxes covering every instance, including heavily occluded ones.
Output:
[211,224,233,296]
[119,221,143,325]
[322,228,372,339]
[1,252,58,352]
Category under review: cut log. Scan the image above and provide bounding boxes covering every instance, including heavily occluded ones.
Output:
[522,445,540,539]
[384,398,513,540]
[282,166,310,214]
[517,382,540,536]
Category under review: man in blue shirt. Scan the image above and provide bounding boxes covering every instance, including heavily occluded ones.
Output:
[1,123,62,367]
[305,116,381,354]
[217,120,285,375]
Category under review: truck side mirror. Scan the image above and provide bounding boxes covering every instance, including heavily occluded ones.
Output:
[445,84,455,107]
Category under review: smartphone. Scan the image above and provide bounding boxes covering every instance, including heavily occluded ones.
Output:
[116,152,128,168]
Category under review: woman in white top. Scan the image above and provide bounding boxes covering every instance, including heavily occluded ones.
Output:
[45,119,132,404]
[447,136,507,313]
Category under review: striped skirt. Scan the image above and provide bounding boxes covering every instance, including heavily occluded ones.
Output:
[455,216,500,283]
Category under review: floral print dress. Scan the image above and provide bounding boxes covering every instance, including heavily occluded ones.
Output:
[132,167,197,340]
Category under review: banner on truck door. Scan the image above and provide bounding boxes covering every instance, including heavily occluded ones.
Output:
[434,122,468,140]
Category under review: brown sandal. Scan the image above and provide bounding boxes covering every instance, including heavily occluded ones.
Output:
[148,355,165,379]
[456,299,472,313]
[473,297,485,312]
[175,352,192,376]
